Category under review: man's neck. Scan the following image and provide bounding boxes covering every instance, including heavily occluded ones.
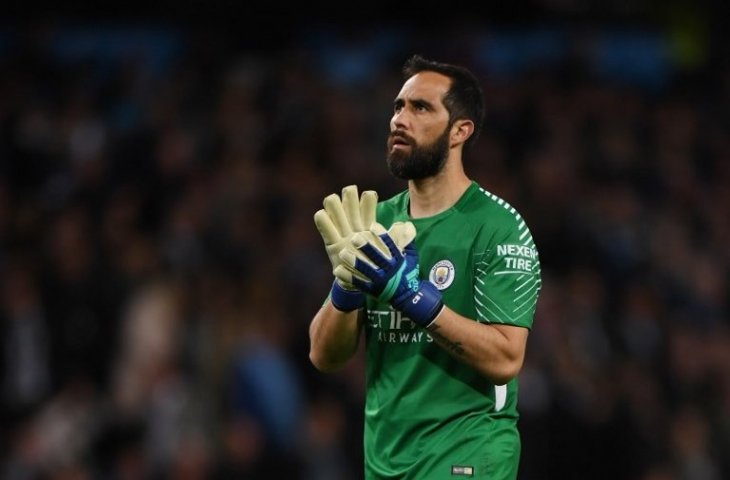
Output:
[408,160,471,219]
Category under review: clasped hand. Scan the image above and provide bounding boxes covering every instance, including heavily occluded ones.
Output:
[314,185,417,312]
[335,226,444,328]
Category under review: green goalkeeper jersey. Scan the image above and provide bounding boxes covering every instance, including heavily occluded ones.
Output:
[363,181,541,480]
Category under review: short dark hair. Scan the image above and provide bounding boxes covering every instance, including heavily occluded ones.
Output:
[402,54,485,153]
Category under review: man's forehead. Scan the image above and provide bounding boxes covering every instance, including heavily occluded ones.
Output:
[397,71,451,103]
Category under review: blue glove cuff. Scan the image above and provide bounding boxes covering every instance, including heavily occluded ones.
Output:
[395,281,444,328]
[330,280,365,312]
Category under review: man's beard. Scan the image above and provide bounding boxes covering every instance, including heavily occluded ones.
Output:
[386,128,450,180]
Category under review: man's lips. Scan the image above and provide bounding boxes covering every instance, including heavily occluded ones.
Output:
[389,133,413,149]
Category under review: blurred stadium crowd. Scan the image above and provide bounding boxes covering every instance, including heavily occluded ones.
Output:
[1,7,729,480]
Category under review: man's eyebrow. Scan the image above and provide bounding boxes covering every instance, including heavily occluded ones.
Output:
[393,97,435,109]
[411,98,434,110]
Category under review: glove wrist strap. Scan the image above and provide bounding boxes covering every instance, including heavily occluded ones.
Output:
[330,280,365,312]
[396,281,444,328]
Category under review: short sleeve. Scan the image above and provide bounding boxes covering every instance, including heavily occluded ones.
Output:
[473,216,541,329]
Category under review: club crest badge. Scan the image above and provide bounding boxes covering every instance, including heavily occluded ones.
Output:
[429,259,455,290]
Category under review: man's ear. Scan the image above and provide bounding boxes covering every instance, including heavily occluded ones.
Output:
[450,119,474,147]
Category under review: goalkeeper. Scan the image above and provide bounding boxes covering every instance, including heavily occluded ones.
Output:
[309,55,542,480]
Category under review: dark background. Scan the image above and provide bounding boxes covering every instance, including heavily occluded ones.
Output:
[1,1,729,478]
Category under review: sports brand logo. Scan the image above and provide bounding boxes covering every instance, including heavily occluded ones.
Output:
[451,465,474,476]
